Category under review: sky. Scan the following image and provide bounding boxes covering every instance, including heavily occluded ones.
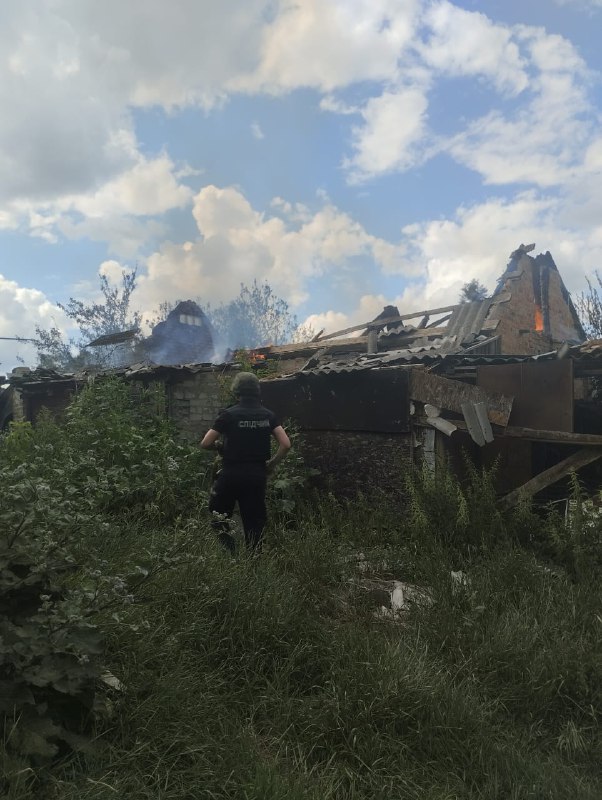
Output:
[1,0,602,369]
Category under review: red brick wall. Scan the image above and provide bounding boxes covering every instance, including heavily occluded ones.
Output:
[490,255,582,355]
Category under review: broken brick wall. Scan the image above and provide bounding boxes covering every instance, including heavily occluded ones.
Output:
[490,253,583,355]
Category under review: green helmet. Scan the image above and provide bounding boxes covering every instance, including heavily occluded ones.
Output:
[232,371,260,397]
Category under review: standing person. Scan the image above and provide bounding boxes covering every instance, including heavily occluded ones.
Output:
[200,372,291,553]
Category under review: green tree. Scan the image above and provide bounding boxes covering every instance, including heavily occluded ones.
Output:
[208,280,301,349]
[149,281,310,352]
[459,278,488,303]
[574,271,602,338]
[26,269,142,371]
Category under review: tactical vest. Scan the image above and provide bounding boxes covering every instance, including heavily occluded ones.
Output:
[222,403,275,464]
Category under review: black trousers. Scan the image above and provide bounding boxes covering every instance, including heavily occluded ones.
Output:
[208,467,267,551]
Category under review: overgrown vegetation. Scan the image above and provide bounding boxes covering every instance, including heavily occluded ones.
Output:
[1,383,600,799]
[24,269,142,371]
[575,270,602,339]
[26,272,311,371]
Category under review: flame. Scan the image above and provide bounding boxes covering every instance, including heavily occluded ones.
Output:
[248,349,267,365]
[534,304,544,332]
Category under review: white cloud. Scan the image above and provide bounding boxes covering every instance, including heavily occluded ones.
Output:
[2,155,191,256]
[319,95,359,115]
[402,191,602,305]
[420,1,528,95]
[443,25,593,187]
[134,184,410,313]
[0,275,68,371]
[341,5,598,187]
[301,286,439,336]
[302,187,602,336]
[234,0,420,94]
[345,86,430,181]
[302,309,350,335]
[0,0,269,250]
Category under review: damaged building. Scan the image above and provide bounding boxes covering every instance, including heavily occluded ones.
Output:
[2,245,602,509]
[257,245,600,506]
[141,300,214,365]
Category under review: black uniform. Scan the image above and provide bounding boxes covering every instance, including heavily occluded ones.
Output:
[208,398,279,551]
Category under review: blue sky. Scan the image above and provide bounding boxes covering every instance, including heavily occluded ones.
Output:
[1,0,602,368]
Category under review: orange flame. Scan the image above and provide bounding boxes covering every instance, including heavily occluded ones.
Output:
[534,304,544,332]
[248,349,267,365]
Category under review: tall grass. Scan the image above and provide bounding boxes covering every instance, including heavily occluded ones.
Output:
[27,505,597,800]
[1,384,601,799]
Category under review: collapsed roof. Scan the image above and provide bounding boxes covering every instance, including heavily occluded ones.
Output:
[255,245,586,375]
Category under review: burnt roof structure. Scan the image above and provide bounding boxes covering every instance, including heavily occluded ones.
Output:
[254,245,585,376]
[143,301,214,365]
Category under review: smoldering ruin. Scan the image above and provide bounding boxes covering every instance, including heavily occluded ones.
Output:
[3,244,602,511]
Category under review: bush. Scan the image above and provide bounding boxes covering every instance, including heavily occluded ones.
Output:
[1,383,600,799]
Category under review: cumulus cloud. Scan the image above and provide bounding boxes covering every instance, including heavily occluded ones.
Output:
[419,1,528,95]
[133,185,410,313]
[345,86,430,181]
[342,4,597,186]
[402,191,602,305]
[300,285,441,336]
[3,155,192,256]
[250,122,265,140]
[441,25,593,188]
[1,0,598,249]
[301,183,602,335]
[0,275,68,371]
[233,0,420,94]
[0,0,270,250]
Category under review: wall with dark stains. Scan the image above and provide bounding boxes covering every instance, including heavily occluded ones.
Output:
[301,429,414,497]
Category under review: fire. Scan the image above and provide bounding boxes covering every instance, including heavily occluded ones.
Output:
[248,350,267,365]
[534,304,544,332]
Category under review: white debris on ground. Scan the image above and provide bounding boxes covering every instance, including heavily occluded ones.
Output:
[374,581,434,619]
[344,553,474,620]
[100,670,125,692]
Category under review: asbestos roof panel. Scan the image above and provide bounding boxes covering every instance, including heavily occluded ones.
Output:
[446,299,492,343]
[378,323,417,338]
[571,340,602,360]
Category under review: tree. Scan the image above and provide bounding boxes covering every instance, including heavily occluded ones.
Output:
[26,269,142,371]
[459,279,488,303]
[574,271,602,338]
[205,280,306,350]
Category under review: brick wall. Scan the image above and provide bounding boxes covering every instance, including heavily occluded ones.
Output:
[165,369,233,442]
[491,254,583,355]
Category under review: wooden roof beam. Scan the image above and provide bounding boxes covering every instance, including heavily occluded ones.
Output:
[312,303,461,343]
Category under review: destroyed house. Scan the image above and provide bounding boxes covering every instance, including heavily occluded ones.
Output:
[1,245,601,509]
[257,246,601,506]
